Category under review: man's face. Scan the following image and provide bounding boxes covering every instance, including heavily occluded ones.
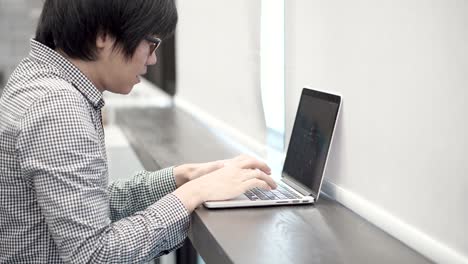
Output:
[99,37,158,94]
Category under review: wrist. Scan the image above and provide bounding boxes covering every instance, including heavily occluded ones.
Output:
[174,164,195,187]
[172,180,206,212]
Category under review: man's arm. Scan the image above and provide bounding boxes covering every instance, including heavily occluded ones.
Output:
[17,87,189,262]
[108,167,178,221]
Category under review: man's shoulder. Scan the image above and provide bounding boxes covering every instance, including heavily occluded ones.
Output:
[0,58,86,125]
[12,56,74,91]
[7,57,83,97]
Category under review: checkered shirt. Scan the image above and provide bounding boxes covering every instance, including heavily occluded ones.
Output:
[0,39,190,263]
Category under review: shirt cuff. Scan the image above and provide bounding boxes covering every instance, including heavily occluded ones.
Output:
[146,193,191,252]
[148,167,178,201]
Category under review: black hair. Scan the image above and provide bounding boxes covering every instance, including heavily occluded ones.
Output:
[35,0,178,61]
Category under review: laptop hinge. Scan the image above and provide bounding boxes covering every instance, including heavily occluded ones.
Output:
[282,176,316,199]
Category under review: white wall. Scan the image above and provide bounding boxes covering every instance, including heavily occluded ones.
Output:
[285,0,468,262]
[175,0,266,145]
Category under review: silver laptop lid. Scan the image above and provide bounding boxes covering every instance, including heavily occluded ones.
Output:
[282,88,341,200]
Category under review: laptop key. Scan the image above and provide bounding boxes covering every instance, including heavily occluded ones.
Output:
[276,185,301,199]
[271,190,288,199]
[244,190,259,200]
[246,186,303,201]
[256,193,271,200]
[252,188,279,200]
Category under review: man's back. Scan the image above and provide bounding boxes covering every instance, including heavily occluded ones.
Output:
[0,40,191,263]
[0,42,105,262]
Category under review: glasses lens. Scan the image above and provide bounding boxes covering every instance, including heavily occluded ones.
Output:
[150,43,157,55]
[155,39,161,50]
[147,37,161,55]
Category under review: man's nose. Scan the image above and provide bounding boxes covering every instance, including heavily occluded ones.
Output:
[147,52,157,66]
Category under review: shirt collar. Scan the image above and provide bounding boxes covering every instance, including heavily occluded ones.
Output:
[29,39,105,109]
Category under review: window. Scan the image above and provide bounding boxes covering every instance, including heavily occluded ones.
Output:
[260,0,285,151]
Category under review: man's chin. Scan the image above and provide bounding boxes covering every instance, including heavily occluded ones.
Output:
[122,85,134,95]
[109,84,134,95]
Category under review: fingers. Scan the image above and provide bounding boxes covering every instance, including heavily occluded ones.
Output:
[208,160,224,171]
[230,154,271,175]
[239,159,271,175]
[231,154,257,163]
[242,178,272,191]
[195,160,224,175]
[241,169,277,189]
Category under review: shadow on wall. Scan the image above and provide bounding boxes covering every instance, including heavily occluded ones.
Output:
[323,108,345,188]
[0,71,4,93]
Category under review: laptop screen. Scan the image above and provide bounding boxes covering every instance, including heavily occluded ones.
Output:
[282,88,341,198]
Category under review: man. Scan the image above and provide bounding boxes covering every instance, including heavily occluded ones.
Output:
[0,0,276,262]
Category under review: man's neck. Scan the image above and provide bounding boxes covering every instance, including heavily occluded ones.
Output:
[56,50,105,92]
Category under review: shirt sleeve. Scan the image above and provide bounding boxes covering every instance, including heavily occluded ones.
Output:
[17,88,190,263]
[108,167,179,222]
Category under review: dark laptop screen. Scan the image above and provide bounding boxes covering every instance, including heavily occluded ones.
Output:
[282,88,341,198]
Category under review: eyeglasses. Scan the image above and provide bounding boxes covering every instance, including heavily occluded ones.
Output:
[144,36,162,56]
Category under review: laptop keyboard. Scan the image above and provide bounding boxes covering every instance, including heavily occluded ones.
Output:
[244,184,302,201]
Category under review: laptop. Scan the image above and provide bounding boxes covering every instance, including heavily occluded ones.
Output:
[204,87,342,209]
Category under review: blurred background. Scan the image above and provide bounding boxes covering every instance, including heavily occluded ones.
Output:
[1,0,467,263]
[0,0,42,89]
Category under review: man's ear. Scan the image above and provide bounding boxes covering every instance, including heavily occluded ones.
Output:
[96,32,115,50]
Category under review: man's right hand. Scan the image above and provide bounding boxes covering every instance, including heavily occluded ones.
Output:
[172,155,277,212]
